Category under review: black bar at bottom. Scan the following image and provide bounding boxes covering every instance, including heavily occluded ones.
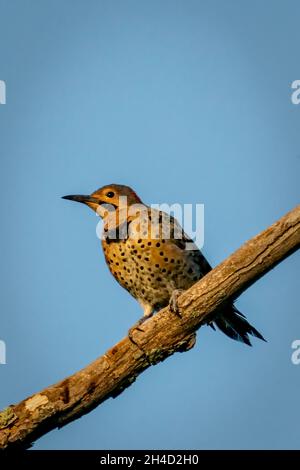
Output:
[0,450,299,465]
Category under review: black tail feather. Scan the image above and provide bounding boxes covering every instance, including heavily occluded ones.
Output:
[214,306,266,346]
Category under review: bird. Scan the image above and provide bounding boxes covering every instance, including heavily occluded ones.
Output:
[62,184,265,346]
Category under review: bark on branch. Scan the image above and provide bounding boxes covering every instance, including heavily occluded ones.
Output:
[1,205,300,450]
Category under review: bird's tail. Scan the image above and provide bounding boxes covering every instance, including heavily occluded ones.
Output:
[212,306,266,346]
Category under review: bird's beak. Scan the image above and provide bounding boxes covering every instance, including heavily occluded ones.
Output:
[62,194,100,205]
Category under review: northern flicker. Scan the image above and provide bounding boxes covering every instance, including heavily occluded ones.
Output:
[63,184,265,346]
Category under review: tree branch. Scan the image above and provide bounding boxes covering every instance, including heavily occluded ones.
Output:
[1,205,299,450]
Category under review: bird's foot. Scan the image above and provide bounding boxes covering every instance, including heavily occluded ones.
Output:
[169,289,184,318]
[128,314,153,345]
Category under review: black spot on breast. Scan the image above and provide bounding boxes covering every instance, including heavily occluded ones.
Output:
[156,242,160,247]
[147,241,152,246]
[160,252,164,256]
[164,258,168,262]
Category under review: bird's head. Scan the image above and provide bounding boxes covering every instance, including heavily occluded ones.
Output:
[62,184,143,219]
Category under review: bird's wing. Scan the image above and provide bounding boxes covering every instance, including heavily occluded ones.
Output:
[168,212,212,275]
[147,208,212,276]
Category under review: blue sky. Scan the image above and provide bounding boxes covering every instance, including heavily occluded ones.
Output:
[0,0,299,449]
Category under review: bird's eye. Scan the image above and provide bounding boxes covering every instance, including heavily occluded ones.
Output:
[106,191,115,198]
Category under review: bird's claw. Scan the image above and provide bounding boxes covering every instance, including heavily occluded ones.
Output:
[169,289,184,318]
[128,315,152,345]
